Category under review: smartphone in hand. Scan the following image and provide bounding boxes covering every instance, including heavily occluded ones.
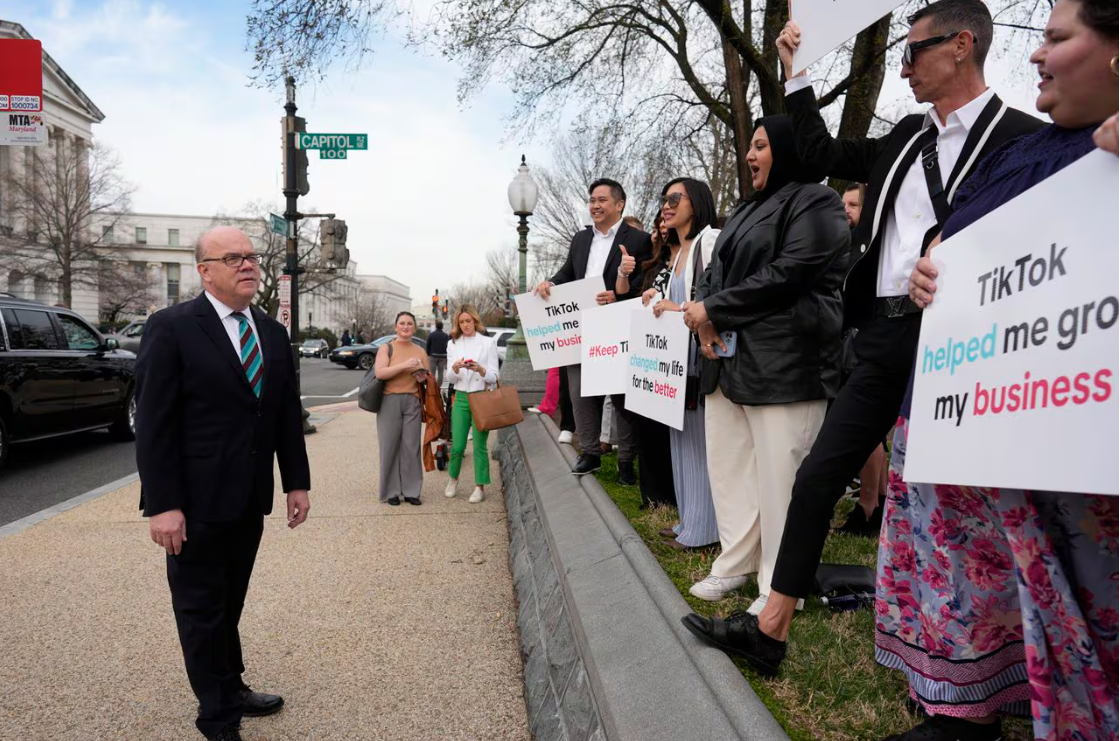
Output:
[715,331,737,358]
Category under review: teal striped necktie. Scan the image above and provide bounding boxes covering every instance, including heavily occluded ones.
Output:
[233,312,263,398]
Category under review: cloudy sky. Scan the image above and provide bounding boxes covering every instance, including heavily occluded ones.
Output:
[6,0,1045,305]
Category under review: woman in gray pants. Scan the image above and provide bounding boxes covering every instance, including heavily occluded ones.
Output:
[374,312,430,505]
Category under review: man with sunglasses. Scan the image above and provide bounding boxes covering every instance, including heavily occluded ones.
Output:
[681,0,1042,722]
[135,226,311,741]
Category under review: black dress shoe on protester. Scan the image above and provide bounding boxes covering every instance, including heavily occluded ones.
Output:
[837,496,886,537]
[571,454,601,476]
[680,610,787,677]
[239,684,285,717]
[617,459,637,486]
[880,715,1002,741]
[386,497,401,506]
[206,726,244,741]
[404,497,422,506]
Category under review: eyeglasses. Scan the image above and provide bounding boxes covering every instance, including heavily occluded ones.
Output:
[660,192,691,208]
[200,253,263,268]
[902,31,960,67]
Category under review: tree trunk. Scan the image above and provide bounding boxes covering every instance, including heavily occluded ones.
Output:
[758,0,787,115]
[722,35,753,201]
[61,247,72,309]
[829,16,891,192]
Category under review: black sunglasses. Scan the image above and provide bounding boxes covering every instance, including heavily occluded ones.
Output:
[660,192,691,209]
[200,253,263,268]
[902,31,960,67]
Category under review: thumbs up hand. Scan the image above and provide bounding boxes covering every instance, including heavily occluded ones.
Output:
[619,245,636,278]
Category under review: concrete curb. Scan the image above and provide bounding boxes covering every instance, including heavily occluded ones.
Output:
[496,413,789,741]
[0,472,140,541]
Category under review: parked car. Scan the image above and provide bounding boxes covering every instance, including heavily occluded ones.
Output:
[329,334,425,371]
[0,297,137,470]
[490,328,517,365]
[103,320,146,353]
[299,338,330,359]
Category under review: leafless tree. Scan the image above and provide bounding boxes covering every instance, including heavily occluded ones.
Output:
[0,140,133,308]
[350,291,397,337]
[97,260,160,324]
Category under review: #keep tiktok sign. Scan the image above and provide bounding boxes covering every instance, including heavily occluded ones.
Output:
[904,151,1119,496]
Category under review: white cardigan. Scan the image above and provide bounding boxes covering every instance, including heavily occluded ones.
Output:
[447,333,500,392]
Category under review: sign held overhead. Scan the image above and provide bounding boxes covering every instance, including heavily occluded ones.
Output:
[789,0,906,76]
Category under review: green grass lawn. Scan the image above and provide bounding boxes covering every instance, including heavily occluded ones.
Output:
[592,452,1032,741]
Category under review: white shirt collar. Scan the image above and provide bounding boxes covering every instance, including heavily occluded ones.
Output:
[593,220,621,239]
[926,88,995,134]
[204,291,251,321]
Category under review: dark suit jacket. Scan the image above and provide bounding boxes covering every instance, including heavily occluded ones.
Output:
[697,182,849,406]
[550,221,653,300]
[786,86,1044,328]
[135,293,311,521]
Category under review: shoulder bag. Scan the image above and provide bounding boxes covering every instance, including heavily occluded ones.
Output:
[358,343,393,413]
[468,381,524,432]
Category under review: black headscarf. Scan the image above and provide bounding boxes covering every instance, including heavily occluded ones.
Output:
[751,114,826,203]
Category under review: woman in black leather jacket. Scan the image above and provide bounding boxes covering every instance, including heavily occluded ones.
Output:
[680,114,849,608]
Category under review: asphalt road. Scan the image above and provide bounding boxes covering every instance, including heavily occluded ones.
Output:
[0,356,361,528]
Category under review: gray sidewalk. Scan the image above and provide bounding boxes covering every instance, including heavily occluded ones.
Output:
[0,406,529,741]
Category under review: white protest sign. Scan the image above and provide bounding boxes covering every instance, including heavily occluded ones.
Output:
[580,299,642,396]
[904,150,1119,496]
[624,309,690,431]
[514,276,604,370]
[790,0,906,75]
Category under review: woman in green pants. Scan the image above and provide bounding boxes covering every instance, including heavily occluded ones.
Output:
[444,305,500,503]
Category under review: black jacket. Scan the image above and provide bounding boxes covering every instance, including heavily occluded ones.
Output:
[551,220,653,299]
[697,182,850,406]
[786,86,1044,328]
[426,329,449,357]
[135,293,311,521]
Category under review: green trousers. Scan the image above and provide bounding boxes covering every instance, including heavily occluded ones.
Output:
[449,391,490,484]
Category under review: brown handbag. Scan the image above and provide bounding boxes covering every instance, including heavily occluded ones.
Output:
[467,381,524,432]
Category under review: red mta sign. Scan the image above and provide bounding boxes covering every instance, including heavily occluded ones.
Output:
[0,39,45,145]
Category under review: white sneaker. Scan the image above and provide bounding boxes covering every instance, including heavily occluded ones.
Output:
[469,487,485,503]
[747,593,805,616]
[689,574,749,602]
[527,407,542,414]
[444,478,458,498]
[557,430,573,444]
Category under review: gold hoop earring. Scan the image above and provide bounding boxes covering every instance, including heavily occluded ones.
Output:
[1111,56,1119,77]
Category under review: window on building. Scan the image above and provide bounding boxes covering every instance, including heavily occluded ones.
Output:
[102,225,114,243]
[166,263,180,304]
[168,228,180,247]
[136,227,147,244]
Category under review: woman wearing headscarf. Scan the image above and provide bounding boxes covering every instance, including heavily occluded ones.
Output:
[878,3,1119,739]
[680,115,850,609]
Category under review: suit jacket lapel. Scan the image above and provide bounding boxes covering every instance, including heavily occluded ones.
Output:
[193,294,254,395]
[604,222,629,281]
[573,229,592,280]
[870,125,931,247]
[946,94,1007,197]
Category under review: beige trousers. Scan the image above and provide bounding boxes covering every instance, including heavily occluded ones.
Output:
[704,387,827,595]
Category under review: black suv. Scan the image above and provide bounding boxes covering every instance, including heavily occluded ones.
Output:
[0,296,137,469]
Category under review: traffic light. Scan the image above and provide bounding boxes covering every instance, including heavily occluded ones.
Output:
[431,290,439,314]
[441,300,448,317]
[282,116,310,196]
[319,218,347,265]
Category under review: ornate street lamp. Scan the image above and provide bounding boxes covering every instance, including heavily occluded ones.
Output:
[502,155,544,403]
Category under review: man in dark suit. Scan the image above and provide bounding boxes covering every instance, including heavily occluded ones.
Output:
[533,178,652,478]
[681,0,1043,693]
[136,226,311,741]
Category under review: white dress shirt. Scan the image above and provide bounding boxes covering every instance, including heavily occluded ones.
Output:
[447,333,499,393]
[585,220,620,280]
[785,77,995,297]
[204,291,261,360]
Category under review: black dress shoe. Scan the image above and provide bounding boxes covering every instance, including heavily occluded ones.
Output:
[239,684,284,717]
[206,726,244,741]
[680,610,787,677]
[386,497,401,506]
[571,454,601,476]
[836,496,885,537]
[880,715,1002,741]
[404,497,422,506]
[617,459,637,486]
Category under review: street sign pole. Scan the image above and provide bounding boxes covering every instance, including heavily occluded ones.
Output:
[283,76,315,434]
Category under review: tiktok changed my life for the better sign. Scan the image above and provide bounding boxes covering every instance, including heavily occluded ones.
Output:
[514,277,603,371]
[904,150,1119,496]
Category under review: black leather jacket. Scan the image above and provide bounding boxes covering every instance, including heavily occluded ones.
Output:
[697,182,849,406]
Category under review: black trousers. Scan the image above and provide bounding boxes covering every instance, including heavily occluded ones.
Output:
[167,512,264,737]
[558,366,576,433]
[630,413,678,509]
[771,314,921,598]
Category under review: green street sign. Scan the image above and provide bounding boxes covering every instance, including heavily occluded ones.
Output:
[320,148,347,160]
[269,213,287,236]
[296,133,368,151]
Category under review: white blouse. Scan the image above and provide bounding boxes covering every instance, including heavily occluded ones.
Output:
[447,333,500,392]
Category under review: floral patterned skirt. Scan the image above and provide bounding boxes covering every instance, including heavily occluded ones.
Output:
[876,416,1119,740]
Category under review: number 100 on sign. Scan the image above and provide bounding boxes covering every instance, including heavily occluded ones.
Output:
[320,149,347,160]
